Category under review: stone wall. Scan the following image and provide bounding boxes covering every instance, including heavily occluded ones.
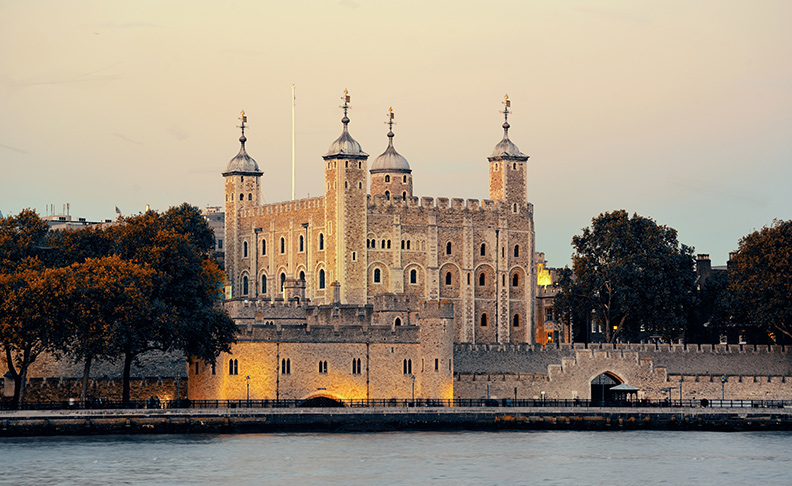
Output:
[10,377,185,403]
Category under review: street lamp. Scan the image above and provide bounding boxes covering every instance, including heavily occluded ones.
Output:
[721,375,726,402]
[176,373,181,408]
[679,377,683,406]
[409,374,415,406]
[246,375,250,408]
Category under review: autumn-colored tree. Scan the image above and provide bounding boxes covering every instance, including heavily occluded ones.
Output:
[728,220,792,343]
[558,210,696,343]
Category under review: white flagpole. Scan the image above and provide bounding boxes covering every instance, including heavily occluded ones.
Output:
[291,84,296,200]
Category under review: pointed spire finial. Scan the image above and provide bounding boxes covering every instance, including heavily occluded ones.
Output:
[237,110,248,144]
[340,89,351,126]
[500,94,511,135]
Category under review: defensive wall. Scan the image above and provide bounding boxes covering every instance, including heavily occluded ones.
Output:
[454,343,792,401]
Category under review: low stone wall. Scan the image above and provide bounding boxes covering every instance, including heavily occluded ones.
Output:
[5,377,185,403]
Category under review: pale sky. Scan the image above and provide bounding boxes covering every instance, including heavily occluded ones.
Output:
[2,0,790,267]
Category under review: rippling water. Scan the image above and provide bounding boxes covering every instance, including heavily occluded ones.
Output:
[2,430,791,485]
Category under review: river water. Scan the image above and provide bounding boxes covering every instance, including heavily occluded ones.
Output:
[2,430,790,485]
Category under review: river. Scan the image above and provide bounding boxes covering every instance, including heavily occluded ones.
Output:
[2,430,790,485]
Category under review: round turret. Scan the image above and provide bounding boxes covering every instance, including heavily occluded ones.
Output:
[370,130,411,173]
[224,133,262,175]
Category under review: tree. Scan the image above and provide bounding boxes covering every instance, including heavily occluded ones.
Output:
[728,219,792,343]
[558,210,696,343]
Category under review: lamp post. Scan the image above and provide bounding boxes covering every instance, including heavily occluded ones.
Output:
[721,375,726,402]
[409,374,415,406]
[176,373,181,409]
[679,377,683,407]
[246,375,250,408]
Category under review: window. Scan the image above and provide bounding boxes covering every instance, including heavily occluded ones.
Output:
[218,239,223,249]
[382,239,386,249]
[403,175,407,183]
[385,191,390,199]
[261,275,267,294]
[319,233,324,250]
[280,273,285,292]
[403,359,412,374]
[280,237,285,254]
[385,175,390,182]
[401,240,405,250]
[358,162,361,169]
[239,193,244,201]
[242,276,249,295]
[387,240,391,249]
[352,252,356,261]
[345,161,348,168]
[374,268,381,283]
[229,359,238,375]
[344,181,348,189]
[212,363,216,375]
[479,273,486,286]
[546,307,554,322]
[262,239,267,255]
[513,203,518,213]
[480,243,486,256]
[512,273,519,286]
[319,269,326,289]
[406,240,411,250]
[467,273,471,285]
[395,317,402,326]
[480,314,488,327]
[299,235,304,252]
[446,242,452,255]
[299,271,305,281]
[281,358,291,375]
[513,314,520,327]
[514,245,519,258]
[434,358,439,371]
[402,192,406,199]
[243,241,248,258]
[410,269,417,284]
[445,272,452,285]
[359,182,363,189]
[248,193,252,201]
[319,360,328,374]
[352,358,361,375]
[195,362,199,375]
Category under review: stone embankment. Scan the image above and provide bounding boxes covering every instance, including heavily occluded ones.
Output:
[2,407,791,437]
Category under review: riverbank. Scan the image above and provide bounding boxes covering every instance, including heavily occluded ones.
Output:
[2,406,792,436]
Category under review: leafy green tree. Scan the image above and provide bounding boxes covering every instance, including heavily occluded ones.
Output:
[728,219,792,343]
[559,210,696,343]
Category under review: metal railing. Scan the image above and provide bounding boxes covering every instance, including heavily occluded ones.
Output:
[3,397,791,411]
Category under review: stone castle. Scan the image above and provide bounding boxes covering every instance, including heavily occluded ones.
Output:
[189,93,536,402]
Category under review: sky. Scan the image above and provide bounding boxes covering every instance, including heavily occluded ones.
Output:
[1,0,790,267]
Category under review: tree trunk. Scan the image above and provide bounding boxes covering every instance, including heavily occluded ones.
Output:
[80,354,93,408]
[122,352,133,406]
[5,346,20,408]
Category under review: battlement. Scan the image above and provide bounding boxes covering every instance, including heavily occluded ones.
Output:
[418,300,455,319]
[243,196,324,218]
[367,194,522,215]
[237,322,420,343]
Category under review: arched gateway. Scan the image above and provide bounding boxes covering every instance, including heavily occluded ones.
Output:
[590,372,622,403]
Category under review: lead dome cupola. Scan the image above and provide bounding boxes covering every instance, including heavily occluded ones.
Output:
[371,107,411,173]
[224,111,262,175]
[323,90,368,160]
[488,95,529,161]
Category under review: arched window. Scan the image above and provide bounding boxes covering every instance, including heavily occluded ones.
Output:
[299,235,304,252]
[445,272,452,285]
[280,237,285,253]
[403,359,412,374]
[299,271,305,281]
[513,314,520,328]
[410,269,417,284]
[467,273,471,285]
[243,241,248,258]
[261,275,267,294]
[280,273,285,292]
[480,313,488,327]
[352,358,361,375]
[387,240,391,249]
[319,233,324,250]
[446,242,452,255]
[406,240,411,250]
[319,269,325,289]
[479,273,486,286]
[514,245,519,257]
[374,268,381,283]
[513,162,517,170]
[262,239,267,255]
[385,175,390,182]
[403,175,407,183]
[401,240,405,249]
[512,273,519,286]
[239,193,244,201]
[395,317,402,326]
[385,191,390,200]
[242,276,249,295]
[480,243,486,256]
[248,193,252,201]
[229,359,238,375]
[281,358,291,375]
[402,191,406,199]
[513,203,518,213]
[382,239,386,249]
[319,361,328,374]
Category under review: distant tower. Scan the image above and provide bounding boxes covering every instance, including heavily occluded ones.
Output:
[370,107,413,200]
[488,95,529,207]
[223,111,262,298]
[322,90,369,305]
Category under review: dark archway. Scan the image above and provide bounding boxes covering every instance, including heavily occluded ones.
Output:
[590,372,622,403]
[298,396,346,408]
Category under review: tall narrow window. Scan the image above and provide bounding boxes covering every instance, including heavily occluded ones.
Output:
[387,240,391,249]
[319,269,326,289]
[512,273,519,286]
[435,358,439,371]
[385,191,390,200]
[481,314,488,327]
[374,268,381,283]
[514,245,520,258]
[402,191,406,199]
[382,239,386,249]
[513,314,520,328]
[242,276,249,295]
[243,241,248,258]
[385,175,390,182]
[280,273,286,292]
[395,317,402,326]
[280,237,285,253]
[445,272,452,285]
[319,233,324,250]
[229,359,238,375]
[480,243,486,256]
[446,242,452,255]
[262,239,267,255]
[261,275,267,294]
[403,175,407,183]
[299,271,305,281]
[406,240,411,250]
[403,359,412,374]
[479,273,486,286]
[410,269,417,284]
[299,235,304,252]
[239,193,244,201]
[248,193,252,200]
